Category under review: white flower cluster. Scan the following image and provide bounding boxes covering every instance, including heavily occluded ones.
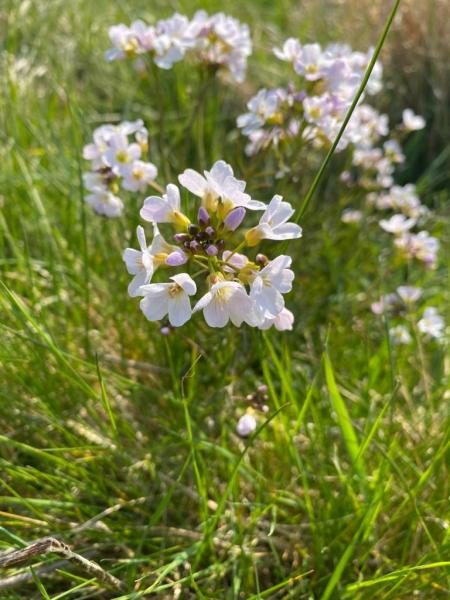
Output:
[375,188,438,269]
[106,11,252,83]
[342,108,425,192]
[371,286,445,344]
[82,120,157,217]
[338,104,434,269]
[123,160,302,329]
[237,40,384,155]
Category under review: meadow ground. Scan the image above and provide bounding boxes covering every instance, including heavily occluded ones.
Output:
[0,0,449,598]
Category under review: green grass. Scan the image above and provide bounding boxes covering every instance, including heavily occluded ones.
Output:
[1,0,449,598]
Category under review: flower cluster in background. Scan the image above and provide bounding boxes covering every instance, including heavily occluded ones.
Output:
[122,160,302,329]
[339,106,431,259]
[106,11,252,83]
[371,286,445,345]
[237,39,384,156]
[342,121,441,274]
[82,120,157,217]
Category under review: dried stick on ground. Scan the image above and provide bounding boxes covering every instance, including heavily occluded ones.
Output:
[0,537,125,592]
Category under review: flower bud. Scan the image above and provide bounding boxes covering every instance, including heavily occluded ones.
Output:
[172,211,191,231]
[198,206,210,226]
[174,233,190,244]
[188,224,200,236]
[165,250,188,266]
[160,326,171,336]
[236,414,257,437]
[206,245,218,256]
[224,207,246,231]
[255,253,268,266]
[189,240,201,252]
[205,226,216,238]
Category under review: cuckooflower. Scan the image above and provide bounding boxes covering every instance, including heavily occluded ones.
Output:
[103,133,141,176]
[250,255,294,318]
[294,43,324,81]
[83,124,120,170]
[122,161,157,192]
[236,89,282,135]
[123,225,187,296]
[394,231,439,268]
[105,21,149,61]
[188,11,252,83]
[402,109,425,131]
[259,307,294,331]
[379,214,416,235]
[140,273,197,327]
[389,325,412,345]
[194,280,259,328]
[140,184,190,229]
[82,171,107,192]
[396,286,422,304]
[222,251,249,273]
[341,209,363,224]
[273,38,302,63]
[236,413,257,437]
[85,190,124,217]
[371,293,399,315]
[123,226,156,296]
[152,13,192,69]
[418,307,445,339]
[178,160,265,213]
[245,195,302,246]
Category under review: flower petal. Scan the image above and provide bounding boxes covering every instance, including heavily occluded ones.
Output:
[171,273,197,295]
[128,268,152,297]
[168,293,192,327]
[203,297,229,328]
[178,169,207,196]
[139,288,168,321]
[122,248,142,274]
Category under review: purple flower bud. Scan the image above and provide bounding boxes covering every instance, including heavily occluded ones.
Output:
[206,245,218,256]
[189,240,201,252]
[224,207,246,231]
[256,253,268,266]
[198,206,210,225]
[160,326,171,336]
[205,226,216,238]
[165,250,188,266]
[257,384,268,394]
[188,224,199,236]
[293,91,306,103]
[216,239,225,250]
[174,233,190,244]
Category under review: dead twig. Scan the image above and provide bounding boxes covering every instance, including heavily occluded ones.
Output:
[0,537,125,592]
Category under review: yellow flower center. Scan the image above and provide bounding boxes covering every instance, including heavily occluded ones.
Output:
[168,283,182,297]
[116,150,129,163]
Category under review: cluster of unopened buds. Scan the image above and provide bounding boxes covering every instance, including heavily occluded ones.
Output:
[122,160,302,329]
[370,286,445,344]
[106,11,251,83]
[82,120,157,217]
